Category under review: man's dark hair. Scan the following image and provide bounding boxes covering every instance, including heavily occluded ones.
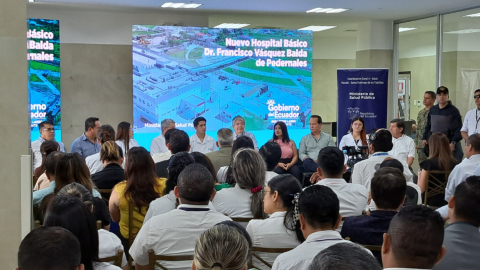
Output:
[380,158,404,173]
[425,91,436,99]
[299,185,339,229]
[308,242,382,270]
[453,176,480,226]
[387,205,444,269]
[370,129,393,152]
[39,121,54,130]
[84,117,99,132]
[18,226,81,270]
[467,134,480,152]
[177,163,214,203]
[169,129,190,154]
[311,115,322,124]
[371,167,406,210]
[259,142,282,171]
[45,151,66,176]
[193,117,206,127]
[390,119,405,134]
[164,128,178,145]
[317,147,344,177]
[475,89,480,95]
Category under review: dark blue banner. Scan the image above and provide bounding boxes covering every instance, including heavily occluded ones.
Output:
[337,69,388,144]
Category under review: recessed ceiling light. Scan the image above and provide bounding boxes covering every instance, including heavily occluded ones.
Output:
[399,27,417,32]
[29,0,35,2]
[464,13,480,17]
[445,29,480,34]
[213,23,250,29]
[298,26,337,32]
[306,7,349,13]
[161,2,202,8]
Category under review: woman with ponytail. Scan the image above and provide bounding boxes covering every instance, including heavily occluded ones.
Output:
[86,125,116,175]
[246,174,303,267]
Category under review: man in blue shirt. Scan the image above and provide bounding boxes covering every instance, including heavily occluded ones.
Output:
[71,117,101,158]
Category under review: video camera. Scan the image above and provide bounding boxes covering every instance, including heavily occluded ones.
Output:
[342,145,369,169]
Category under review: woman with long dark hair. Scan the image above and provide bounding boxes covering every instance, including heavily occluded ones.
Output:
[216,136,255,185]
[34,140,60,190]
[338,117,367,149]
[116,121,139,157]
[109,147,166,242]
[270,121,301,181]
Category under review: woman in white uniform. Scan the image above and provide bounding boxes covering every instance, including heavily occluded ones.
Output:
[338,117,367,150]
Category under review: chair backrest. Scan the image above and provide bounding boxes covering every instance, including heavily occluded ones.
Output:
[251,247,293,269]
[424,170,451,206]
[148,249,194,270]
[97,220,102,230]
[99,249,124,267]
[363,245,382,252]
[231,217,255,223]
[35,220,41,228]
[97,188,112,204]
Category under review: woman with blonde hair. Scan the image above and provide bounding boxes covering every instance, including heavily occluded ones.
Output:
[192,224,249,270]
[92,141,125,190]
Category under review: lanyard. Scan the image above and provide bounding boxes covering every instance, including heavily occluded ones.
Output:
[372,153,389,157]
[476,109,480,132]
[178,207,210,212]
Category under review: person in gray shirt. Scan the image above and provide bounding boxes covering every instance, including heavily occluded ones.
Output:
[434,176,480,270]
[299,115,335,172]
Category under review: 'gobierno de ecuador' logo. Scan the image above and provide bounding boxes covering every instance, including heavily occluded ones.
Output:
[267,99,300,119]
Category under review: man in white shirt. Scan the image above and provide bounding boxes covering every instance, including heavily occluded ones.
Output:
[150,118,175,156]
[389,119,416,167]
[130,164,231,270]
[382,205,446,270]
[272,185,348,270]
[314,147,368,218]
[189,117,217,154]
[31,120,66,170]
[461,89,480,141]
[352,129,413,192]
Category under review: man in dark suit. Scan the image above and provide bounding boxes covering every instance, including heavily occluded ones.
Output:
[155,129,190,178]
[205,128,234,173]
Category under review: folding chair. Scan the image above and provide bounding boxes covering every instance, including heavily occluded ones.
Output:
[424,170,451,206]
[148,249,193,270]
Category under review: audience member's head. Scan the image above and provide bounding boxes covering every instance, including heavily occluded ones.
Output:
[175,163,215,205]
[125,147,160,208]
[382,205,446,269]
[308,242,382,270]
[379,158,404,173]
[466,134,480,158]
[57,182,94,210]
[266,175,304,241]
[191,152,216,181]
[217,128,234,148]
[371,167,406,210]
[54,153,94,194]
[225,136,255,185]
[167,129,190,154]
[99,141,124,165]
[164,127,178,147]
[317,147,345,178]
[165,151,195,195]
[17,227,83,270]
[44,196,99,270]
[297,185,341,237]
[428,132,455,171]
[116,121,133,155]
[259,142,282,171]
[161,118,175,134]
[96,124,115,145]
[448,176,480,226]
[368,129,393,153]
[44,151,65,180]
[215,220,252,247]
[193,224,249,270]
[232,148,266,219]
[38,140,60,171]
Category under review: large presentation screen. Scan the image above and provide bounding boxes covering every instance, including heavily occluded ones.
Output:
[132,26,313,149]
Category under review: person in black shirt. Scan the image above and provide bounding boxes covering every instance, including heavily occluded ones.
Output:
[91,141,125,190]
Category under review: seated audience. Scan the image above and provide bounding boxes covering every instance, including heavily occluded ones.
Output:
[213,148,266,223]
[259,142,281,183]
[16,227,83,270]
[272,185,347,270]
[44,195,121,270]
[299,115,335,173]
[434,176,480,270]
[382,205,446,270]
[150,118,175,156]
[189,117,217,154]
[33,140,59,190]
[341,167,406,262]
[270,121,301,181]
[206,128,234,173]
[33,147,62,194]
[91,141,125,190]
[217,136,255,184]
[216,220,253,247]
[31,120,66,171]
[71,117,102,158]
[86,125,116,175]
[389,119,416,167]
[191,152,231,191]
[247,175,303,268]
[152,128,176,163]
[32,152,60,205]
[115,121,139,157]
[308,242,382,270]
[314,147,368,219]
[130,164,231,270]
[155,129,190,178]
[193,224,249,270]
[109,147,166,245]
[232,115,259,150]
[379,158,421,206]
[418,133,458,206]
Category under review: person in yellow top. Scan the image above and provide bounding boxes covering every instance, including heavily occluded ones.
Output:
[109,147,166,244]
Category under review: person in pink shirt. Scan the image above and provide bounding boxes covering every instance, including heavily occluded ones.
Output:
[269,121,301,181]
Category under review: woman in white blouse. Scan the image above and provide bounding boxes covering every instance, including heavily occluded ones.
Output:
[338,117,367,150]
[246,174,303,268]
[115,121,139,157]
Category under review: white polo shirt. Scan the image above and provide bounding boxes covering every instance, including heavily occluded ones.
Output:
[461,108,480,136]
[189,133,217,154]
[213,184,253,218]
[247,211,301,268]
[316,178,368,217]
[98,229,127,268]
[271,230,348,270]
[86,152,104,175]
[150,134,168,156]
[445,154,480,201]
[388,135,415,164]
[129,204,231,269]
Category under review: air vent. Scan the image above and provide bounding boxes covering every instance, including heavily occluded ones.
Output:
[345,29,357,32]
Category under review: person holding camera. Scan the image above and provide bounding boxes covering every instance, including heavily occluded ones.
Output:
[338,117,368,150]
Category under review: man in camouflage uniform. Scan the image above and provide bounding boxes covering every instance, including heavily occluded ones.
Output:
[416,91,436,164]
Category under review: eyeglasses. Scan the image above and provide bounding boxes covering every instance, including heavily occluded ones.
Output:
[42,128,55,132]
[474,95,480,99]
